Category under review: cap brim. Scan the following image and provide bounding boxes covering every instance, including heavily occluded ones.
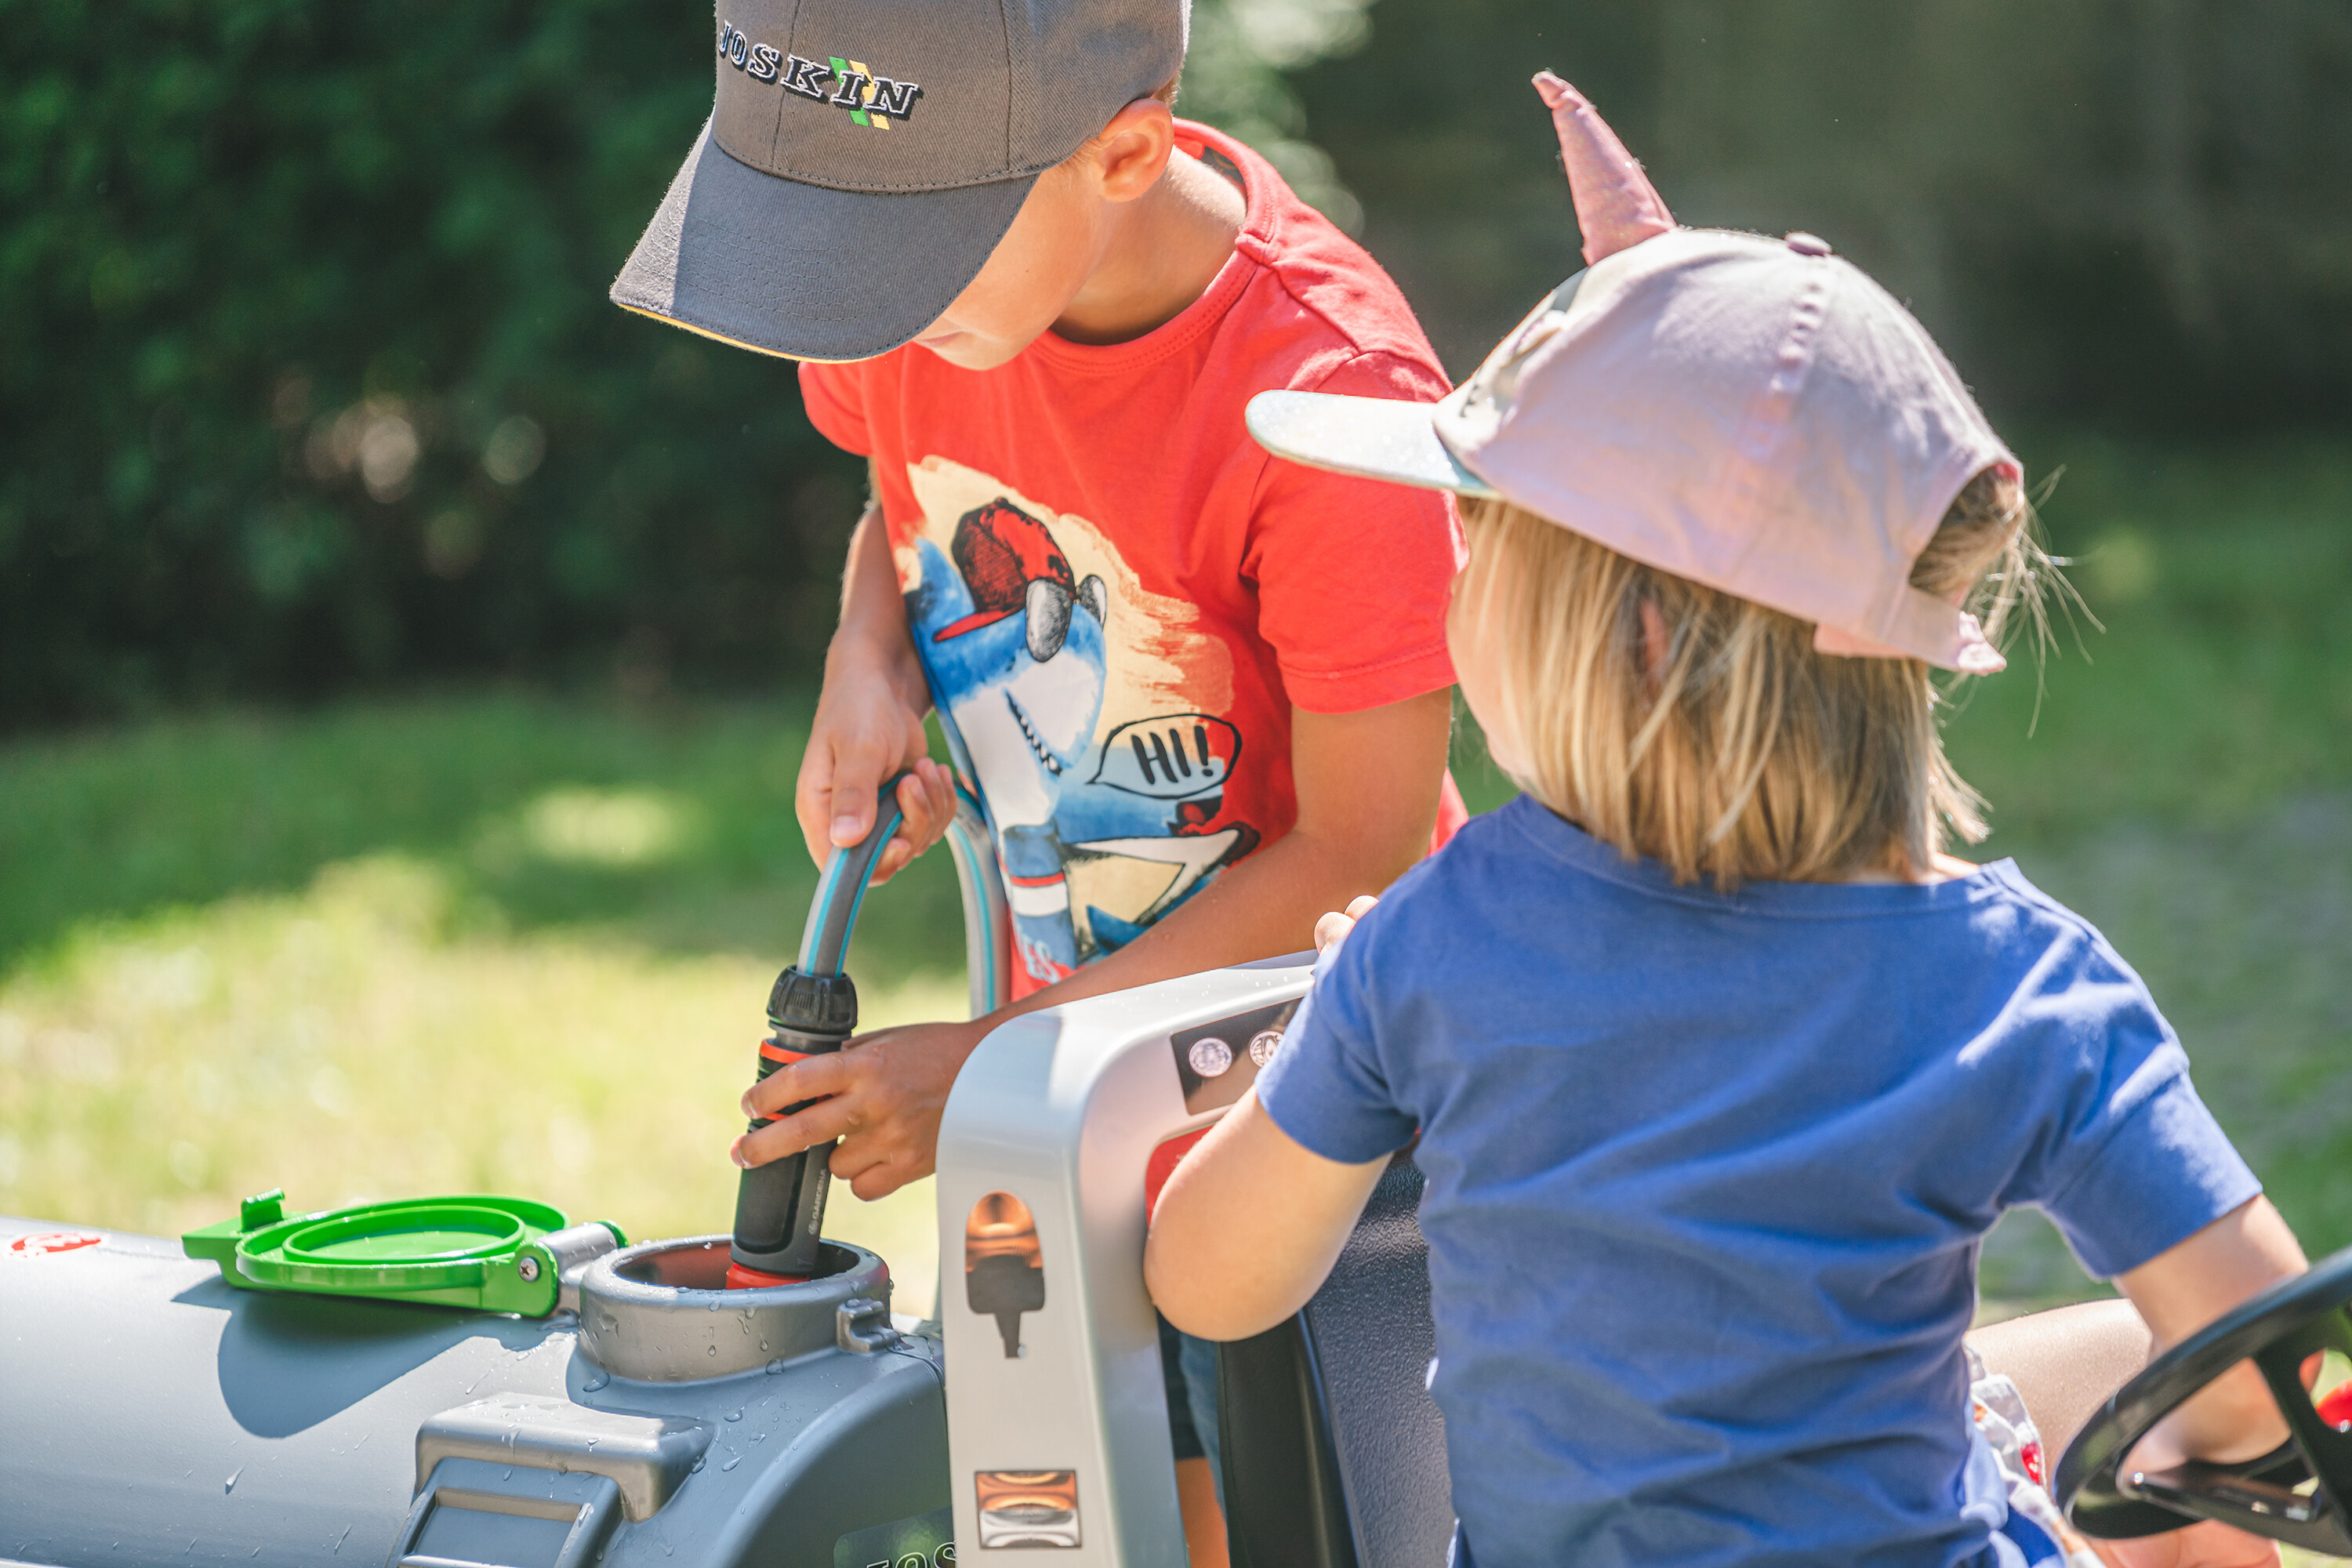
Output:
[1244,390,1499,498]
[611,119,1036,364]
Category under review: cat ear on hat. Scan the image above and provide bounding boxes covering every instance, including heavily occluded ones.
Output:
[1533,72,1676,264]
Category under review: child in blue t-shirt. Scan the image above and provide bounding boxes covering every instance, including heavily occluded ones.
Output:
[1145,73,2310,1568]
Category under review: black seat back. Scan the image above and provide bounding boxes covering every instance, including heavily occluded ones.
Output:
[1217,1155,1450,1568]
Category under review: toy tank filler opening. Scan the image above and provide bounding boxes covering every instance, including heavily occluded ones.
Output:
[9,782,2352,1566]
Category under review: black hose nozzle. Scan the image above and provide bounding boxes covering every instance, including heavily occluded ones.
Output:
[730,966,859,1281]
[726,776,906,1287]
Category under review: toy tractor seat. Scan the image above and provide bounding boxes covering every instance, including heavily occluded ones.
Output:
[1217,1154,1452,1568]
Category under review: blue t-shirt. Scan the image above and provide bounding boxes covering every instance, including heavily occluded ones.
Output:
[1255,797,2259,1568]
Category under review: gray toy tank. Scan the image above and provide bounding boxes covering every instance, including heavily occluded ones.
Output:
[0,1218,949,1568]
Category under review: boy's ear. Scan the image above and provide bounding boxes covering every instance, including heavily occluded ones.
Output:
[1087,97,1177,203]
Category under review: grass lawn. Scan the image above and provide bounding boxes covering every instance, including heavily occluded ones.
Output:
[0,697,975,1309]
[2,436,2349,1343]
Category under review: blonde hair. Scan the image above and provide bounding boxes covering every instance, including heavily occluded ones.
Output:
[1460,467,2050,888]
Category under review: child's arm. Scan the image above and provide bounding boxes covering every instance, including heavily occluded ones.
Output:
[793,491,959,886]
[2111,1196,2307,1466]
[1145,1087,1393,1341]
[2099,1196,2307,1568]
[738,689,1454,1196]
[1976,1200,2305,1568]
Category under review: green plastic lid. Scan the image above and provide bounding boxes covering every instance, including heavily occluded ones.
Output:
[184,1189,621,1316]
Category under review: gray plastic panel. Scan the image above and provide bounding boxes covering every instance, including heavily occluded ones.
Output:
[394,1458,620,1568]
[416,1396,710,1522]
[935,956,1316,1568]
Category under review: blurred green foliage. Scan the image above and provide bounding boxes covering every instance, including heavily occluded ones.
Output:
[1952,433,2352,848]
[1296,0,2352,412]
[0,0,865,726]
[4,0,2349,727]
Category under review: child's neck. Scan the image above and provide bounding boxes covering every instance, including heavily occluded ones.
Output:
[1840,851,1980,886]
[1052,150,1246,347]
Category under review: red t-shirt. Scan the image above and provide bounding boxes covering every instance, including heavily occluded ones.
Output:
[800,122,1467,995]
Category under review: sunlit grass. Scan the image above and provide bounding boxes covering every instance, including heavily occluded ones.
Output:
[510,784,702,869]
[0,694,971,982]
[0,849,958,1311]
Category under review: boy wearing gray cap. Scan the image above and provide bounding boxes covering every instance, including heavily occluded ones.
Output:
[614,2,1466,1553]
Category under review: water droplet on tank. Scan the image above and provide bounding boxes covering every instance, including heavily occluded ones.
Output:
[759,1339,769,1352]
[223,1467,241,1494]
[691,1454,706,1473]
[706,1344,717,1356]
[720,1454,742,1472]
[766,1358,786,1374]
[582,1371,609,1392]
[725,1408,742,1421]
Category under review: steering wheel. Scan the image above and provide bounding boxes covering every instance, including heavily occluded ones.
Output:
[2056,1243,2352,1554]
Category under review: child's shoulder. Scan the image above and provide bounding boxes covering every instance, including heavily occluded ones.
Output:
[1377,804,2157,1006]
[1182,122,1449,397]
[1337,803,1547,948]
[1962,859,2146,978]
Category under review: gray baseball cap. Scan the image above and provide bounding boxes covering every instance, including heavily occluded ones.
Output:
[612,0,1189,363]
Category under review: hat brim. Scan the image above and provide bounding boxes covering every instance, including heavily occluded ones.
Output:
[1244,390,1499,498]
[611,119,1037,364]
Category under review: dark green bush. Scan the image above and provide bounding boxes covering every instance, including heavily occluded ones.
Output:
[0,0,864,726]
[1298,0,2352,417]
[5,0,2348,726]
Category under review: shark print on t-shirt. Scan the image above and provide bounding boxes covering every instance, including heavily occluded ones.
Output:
[899,459,1260,990]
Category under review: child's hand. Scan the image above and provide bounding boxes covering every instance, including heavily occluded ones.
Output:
[795,499,956,886]
[729,1017,988,1199]
[1314,895,1380,953]
[795,679,956,885]
[2090,1521,2280,1568]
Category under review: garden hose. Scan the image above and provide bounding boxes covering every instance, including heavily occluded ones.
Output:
[726,781,906,1288]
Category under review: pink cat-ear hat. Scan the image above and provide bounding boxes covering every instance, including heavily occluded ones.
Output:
[1247,73,2018,674]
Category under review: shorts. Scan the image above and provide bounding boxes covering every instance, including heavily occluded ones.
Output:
[1159,1312,1225,1503]
[1969,1346,2104,1568]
